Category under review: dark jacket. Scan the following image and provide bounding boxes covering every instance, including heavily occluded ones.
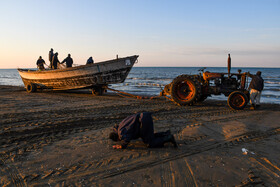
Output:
[113,112,153,148]
[248,74,264,91]
[86,58,94,64]
[49,51,54,62]
[62,57,73,68]
[52,55,59,69]
[37,59,45,70]
[36,59,45,66]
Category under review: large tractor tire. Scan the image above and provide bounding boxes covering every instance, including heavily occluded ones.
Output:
[170,75,202,106]
[26,83,37,93]
[227,91,248,110]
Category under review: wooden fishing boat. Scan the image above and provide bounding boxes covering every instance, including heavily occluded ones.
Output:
[18,55,139,95]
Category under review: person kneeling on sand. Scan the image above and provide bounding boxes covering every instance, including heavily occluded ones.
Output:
[109,112,177,149]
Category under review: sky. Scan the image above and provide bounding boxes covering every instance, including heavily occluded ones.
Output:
[0,0,279,68]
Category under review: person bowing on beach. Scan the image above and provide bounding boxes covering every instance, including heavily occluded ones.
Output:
[109,112,177,149]
[36,56,46,71]
[61,54,73,68]
[51,52,60,69]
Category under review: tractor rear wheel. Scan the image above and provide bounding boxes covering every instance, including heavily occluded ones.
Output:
[170,75,202,106]
[227,91,248,110]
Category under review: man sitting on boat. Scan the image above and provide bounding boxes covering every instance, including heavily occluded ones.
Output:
[51,52,60,69]
[86,56,94,65]
[36,56,46,71]
[61,54,74,68]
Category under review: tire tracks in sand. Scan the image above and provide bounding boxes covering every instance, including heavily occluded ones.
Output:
[1,93,276,186]
[21,127,280,186]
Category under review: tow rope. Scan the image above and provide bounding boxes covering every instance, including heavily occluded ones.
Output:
[105,86,170,101]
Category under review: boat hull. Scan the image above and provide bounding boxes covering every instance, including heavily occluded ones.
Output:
[18,55,138,91]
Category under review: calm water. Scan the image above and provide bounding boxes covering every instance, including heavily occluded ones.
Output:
[0,67,279,104]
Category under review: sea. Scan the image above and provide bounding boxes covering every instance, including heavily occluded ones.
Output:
[0,67,279,104]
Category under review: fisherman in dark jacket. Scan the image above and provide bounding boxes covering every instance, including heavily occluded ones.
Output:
[49,48,54,68]
[61,54,73,68]
[36,56,46,71]
[109,112,177,149]
[247,71,264,109]
[51,52,60,69]
[86,57,94,65]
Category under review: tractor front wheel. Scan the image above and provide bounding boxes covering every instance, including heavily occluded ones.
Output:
[227,91,248,110]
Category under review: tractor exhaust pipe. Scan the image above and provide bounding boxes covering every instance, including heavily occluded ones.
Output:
[227,54,231,76]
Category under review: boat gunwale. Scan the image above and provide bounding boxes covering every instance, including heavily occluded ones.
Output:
[17,55,139,74]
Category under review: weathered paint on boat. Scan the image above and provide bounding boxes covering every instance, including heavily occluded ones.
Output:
[18,55,138,91]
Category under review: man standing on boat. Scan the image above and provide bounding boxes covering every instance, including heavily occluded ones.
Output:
[51,52,60,69]
[109,112,177,149]
[36,56,46,71]
[86,57,94,65]
[49,48,54,68]
[61,54,73,68]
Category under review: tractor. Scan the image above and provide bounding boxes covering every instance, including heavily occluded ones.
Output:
[162,56,250,110]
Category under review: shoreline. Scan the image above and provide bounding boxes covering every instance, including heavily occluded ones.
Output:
[1,85,279,105]
[0,85,279,186]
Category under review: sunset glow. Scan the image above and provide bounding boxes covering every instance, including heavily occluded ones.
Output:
[0,0,279,68]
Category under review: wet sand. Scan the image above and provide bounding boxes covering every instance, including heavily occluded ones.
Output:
[0,85,279,186]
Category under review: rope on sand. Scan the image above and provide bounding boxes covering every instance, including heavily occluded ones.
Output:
[105,86,168,101]
[125,82,165,87]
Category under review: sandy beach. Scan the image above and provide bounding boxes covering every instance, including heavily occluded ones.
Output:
[0,85,279,186]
